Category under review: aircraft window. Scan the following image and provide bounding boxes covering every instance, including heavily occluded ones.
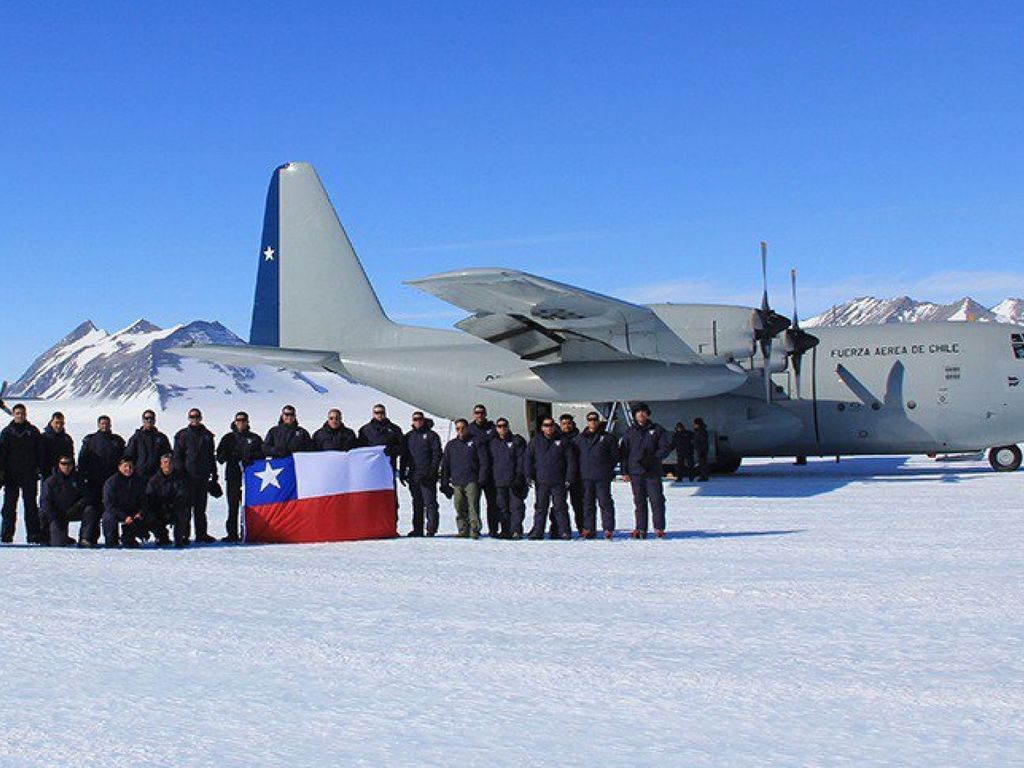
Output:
[1011,334,1024,359]
[907,400,917,409]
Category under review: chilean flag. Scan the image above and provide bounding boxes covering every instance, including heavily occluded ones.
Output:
[243,447,398,544]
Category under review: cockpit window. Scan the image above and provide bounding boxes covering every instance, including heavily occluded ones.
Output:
[1012,333,1024,359]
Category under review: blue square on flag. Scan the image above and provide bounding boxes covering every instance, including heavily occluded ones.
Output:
[245,457,298,506]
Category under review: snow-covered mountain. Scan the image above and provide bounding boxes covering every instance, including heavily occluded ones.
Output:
[804,296,1020,327]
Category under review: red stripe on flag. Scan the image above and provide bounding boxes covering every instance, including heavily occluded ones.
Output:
[244,489,398,544]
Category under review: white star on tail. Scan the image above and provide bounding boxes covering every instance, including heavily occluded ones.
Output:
[254,461,283,492]
[263,246,275,261]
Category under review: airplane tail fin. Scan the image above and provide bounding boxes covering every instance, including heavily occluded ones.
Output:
[250,162,392,349]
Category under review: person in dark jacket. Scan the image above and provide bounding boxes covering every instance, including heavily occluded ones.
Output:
[575,411,619,539]
[465,404,499,537]
[173,408,218,544]
[620,403,672,538]
[40,412,74,479]
[39,455,94,547]
[216,411,264,542]
[313,409,359,452]
[558,413,585,534]
[0,404,45,543]
[673,422,695,482]
[147,453,191,547]
[123,409,172,480]
[524,417,577,540]
[101,457,149,547]
[440,419,489,539]
[264,405,314,457]
[693,418,710,482]
[399,411,442,537]
[488,417,527,539]
[358,403,403,461]
[77,415,126,544]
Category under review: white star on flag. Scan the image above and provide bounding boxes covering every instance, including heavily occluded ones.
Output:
[263,246,275,261]
[254,460,283,492]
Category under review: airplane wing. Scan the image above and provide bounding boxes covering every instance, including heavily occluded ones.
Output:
[169,343,339,372]
[406,268,702,364]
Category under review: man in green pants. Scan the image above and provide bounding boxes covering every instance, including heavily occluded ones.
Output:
[440,419,489,539]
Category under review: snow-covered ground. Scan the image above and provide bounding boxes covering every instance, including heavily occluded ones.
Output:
[0,454,1021,766]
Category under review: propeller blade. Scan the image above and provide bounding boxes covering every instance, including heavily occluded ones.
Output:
[760,241,769,311]
[790,268,799,328]
[761,338,772,403]
[792,348,802,400]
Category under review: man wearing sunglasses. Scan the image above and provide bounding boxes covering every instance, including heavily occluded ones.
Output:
[558,413,585,536]
[488,417,528,539]
[40,411,74,480]
[620,403,672,539]
[0,403,45,543]
[173,409,219,544]
[399,411,442,537]
[39,455,94,547]
[440,418,489,539]
[216,411,265,542]
[465,404,500,537]
[575,412,619,539]
[313,409,358,452]
[77,415,125,546]
[124,410,172,480]
[524,417,576,540]
[265,405,314,457]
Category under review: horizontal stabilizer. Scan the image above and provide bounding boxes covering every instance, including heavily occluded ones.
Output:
[170,343,339,372]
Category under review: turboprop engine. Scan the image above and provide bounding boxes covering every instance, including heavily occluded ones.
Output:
[478,360,748,402]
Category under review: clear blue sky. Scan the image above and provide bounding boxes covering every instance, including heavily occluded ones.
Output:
[2,1,1023,377]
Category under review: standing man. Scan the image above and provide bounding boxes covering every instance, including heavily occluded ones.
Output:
[524,417,576,540]
[620,403,672,539]
[264,405,314,457]
[465,405,499,538]
[558,413,585,534]
[693,417,710,482]
[147,453,191,547]
[78,415,125,545]
[358,404,403,461]
[216,411,264,542]
[673,422,695,482]
[575,411,619,539]
[124,410,172,481]
[173,408,218,544]
[488,417,527,539]
[313,409,359,452]
[40,412,74,479]
[0,404,44,544]
[399,411,442,537]
[101,457,148,548]
[440,418,489,539]
[39,454,93,547]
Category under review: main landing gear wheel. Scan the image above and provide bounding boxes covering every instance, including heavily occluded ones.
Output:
[988,445,1022,472]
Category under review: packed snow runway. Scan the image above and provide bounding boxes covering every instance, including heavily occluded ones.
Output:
[1,455,1021,766]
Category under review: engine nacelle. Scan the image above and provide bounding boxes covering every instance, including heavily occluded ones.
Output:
[478,360,747,402]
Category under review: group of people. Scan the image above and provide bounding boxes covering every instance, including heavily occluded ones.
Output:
[0,398,713,548]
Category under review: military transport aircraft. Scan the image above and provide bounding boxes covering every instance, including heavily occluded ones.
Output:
[176,162,1024,473]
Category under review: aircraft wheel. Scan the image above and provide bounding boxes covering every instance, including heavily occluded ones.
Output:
[988,445,1022,472]
[711,457,742,474]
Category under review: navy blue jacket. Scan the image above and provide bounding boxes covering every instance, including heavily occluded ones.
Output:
[400,423,443,482]
[693,426,710,460]
[40,469,89,519]
[441,435,489,487]
[524,433,577,486]
[313,422,359,452]
[78,430,125,495]
[358,418,403,453]
[102,472,148,522]
[173,424,218,481]
[620,421,672,478]
[488,433,527,487]
[146,469,189,516]
[465,419,496,448]
[264,422,314,457]
[40,426,74,477]
[0,420,44,482]
[124,427,172,478]
[216,425,265,482]
[575,427,620,482]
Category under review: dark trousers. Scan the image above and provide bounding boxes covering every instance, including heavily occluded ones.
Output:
[2,478,41,543]
[409,480,439,535]
[80,503,102,544]
[568,480,584,532]
[695,451,709,481]
[630,476,666,532]
[185,476,210,540]
[480,480,500,536]
[676,452,695,481]
[154,503,191,545]
[100,507,149,545]
[495,485,526,536]
[225,476,243,539]
[42,499,94,546]
[582,479,615,532]
[532,483,569,537]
